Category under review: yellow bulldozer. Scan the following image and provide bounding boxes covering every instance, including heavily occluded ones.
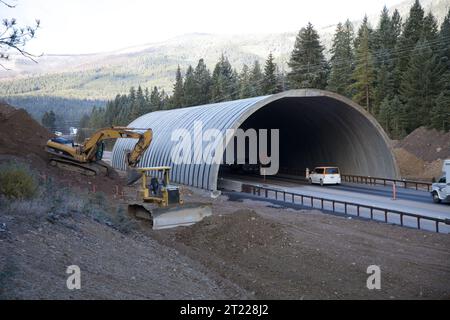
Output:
[127,166,212,230]
[45,127,211,229]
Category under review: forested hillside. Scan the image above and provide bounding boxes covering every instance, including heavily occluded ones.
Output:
[81,0,450,143]
[1,0,449,138]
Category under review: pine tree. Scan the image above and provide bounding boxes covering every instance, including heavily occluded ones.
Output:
[170,65,184,109]
[211,55,237,102]
[183,65,197,107]
[391,9,402,40]
[193,58,212,105]
[372,7,400,113]
[354,15,373,49]
[239,64,252,98]
[378,97,394,134]
[439,9,450,69]
[276,66,287,92]
[389,96,407,139]
[393,0,424,94]
[374,62,394,115]
[160,89,170,110]
[288,22,328,89]
[136,85,145,115]
[42,110,56,131]
[250,60,264,96]
[374,7,392,53]
[150,86,162,111]
[262,53,278,94]
[421,12,438,45]
[400,40,443,133]
[129,86,143,120]
[431,91,450,131]
[328,20,354,96]
[351,21,375,113]
[379,96,406,138]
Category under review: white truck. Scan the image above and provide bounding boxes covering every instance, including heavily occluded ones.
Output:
[431,159,450,203]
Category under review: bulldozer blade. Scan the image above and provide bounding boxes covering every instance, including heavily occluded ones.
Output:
[126,167,142,185]
[128,202,212,230]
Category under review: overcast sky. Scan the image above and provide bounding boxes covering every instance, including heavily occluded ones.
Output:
[2,0,404,54]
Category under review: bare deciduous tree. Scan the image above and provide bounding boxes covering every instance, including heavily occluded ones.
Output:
[0,0,40,69]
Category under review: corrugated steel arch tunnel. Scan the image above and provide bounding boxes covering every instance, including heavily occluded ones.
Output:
[112,89,399,191]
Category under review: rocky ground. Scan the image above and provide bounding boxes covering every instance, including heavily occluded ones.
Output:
[2,183,449,299]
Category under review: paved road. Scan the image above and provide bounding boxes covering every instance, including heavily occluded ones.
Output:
[220,174,450,233]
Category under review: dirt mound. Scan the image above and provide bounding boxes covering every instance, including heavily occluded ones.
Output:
[393,127,449,180]
[393,148,443,181]
[0,103,125,195]
[0,102,52,166]
[395,127,450,162]
[173,209,290,257]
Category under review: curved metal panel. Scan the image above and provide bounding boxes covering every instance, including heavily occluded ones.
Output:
[112,89,399,191]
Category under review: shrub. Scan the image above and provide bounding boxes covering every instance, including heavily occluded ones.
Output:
[0,163,38,199]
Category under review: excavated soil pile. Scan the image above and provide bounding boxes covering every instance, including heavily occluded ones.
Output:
[0,103,125,194]
[173,209,289,253]
[0,102,52,166]
[394,127,450,180]
[396,127,450,161]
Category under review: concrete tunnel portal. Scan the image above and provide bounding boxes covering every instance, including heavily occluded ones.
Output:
[112,89,399,191]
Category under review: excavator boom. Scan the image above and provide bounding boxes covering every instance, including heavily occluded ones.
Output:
[46,127,153,176]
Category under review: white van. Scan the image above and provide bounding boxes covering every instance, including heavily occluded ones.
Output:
[309,167,341,185]
[431,160,450,203]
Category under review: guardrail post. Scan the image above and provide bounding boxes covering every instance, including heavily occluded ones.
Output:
[238,183,440,233]
[392,182,397,200]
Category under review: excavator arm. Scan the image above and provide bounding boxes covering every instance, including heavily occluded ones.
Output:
[46,127,153,176]
[81,127,153,166]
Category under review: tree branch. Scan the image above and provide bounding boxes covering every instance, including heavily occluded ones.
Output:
[0,0,16,8]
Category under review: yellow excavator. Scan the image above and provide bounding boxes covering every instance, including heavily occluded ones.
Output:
[45,126,153,178]
[46,127,211,229]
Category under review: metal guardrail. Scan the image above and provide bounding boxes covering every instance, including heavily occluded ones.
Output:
[278,167,433,192]
[242,184,450,233]
[340,174,432,192]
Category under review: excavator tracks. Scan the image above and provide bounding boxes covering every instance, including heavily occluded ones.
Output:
[49,158,109,176]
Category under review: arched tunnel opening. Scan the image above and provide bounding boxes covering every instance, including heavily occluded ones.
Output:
[218,96,398,180]
[113,89,399,191]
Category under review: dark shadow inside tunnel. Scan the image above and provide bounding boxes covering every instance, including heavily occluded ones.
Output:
[219,96,398,179]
